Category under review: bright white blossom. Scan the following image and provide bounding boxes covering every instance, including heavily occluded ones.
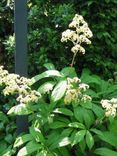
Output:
[0,66,41,104]
[64,77,91,104]
[101,98,117,117]
[79,83,89,91]
[61,14,93,55]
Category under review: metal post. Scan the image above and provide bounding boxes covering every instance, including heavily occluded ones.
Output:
[14,0,28,134]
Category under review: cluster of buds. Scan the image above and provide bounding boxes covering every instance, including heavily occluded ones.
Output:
[61,14,93,55]
[101,98,117,117]
[64,77,91,104]
[0,66,41,104]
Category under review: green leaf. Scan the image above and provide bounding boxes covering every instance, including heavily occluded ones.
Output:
[81,68,100,85]
[56,116,70,124]
[29,127,45,143]
[43,63,55,70]
[92,104,104,118]
[87,1,94,6]
[53,108,73,116]
[61,128,73,137]
[71,130,86,146]
[0,141,7,154]
[31,70,63,84]
[17,141,41,156]
[58,137,71,147]
[74,106,84,123]
[86,131,94,149]
[49,121,67,129]
[46,132,60,147]
[94,147,117,156]
[68,122,85,129]
[86,89,99,98]
[0,111,8,122]
[1,145,15,156]
[83,109,95,128]
[79,139,86,153]
[61,67,77,78]
[38,81,55,94]
[109,120,117,135]
[36,150,47,156]
[7,104,32,115]
[74,106,94,128]
[58,147,71,156]
[50,136,71,149]
[81,101,93,109]
[90,128,103,136]
[14,134,33,147]
[98,131,117,148]
[51,80,67,102]
[5,134,13,144]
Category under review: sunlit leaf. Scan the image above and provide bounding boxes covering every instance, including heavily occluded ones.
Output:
[17,141,41,156]
[71,130,86,146]
[14,134,33,147]
[43,63,55,70]
[86,131,94,149]
[51,79,67,102]
[7,104,32,115]
[31,70,63,84]
[53,108,73,116]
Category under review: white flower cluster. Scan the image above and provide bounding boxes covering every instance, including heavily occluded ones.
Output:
[0,66,41,104]
[64,77,91,104]
[101,98,117,117]
[61,14,93,55]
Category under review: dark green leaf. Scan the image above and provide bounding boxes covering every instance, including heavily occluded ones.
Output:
[0,111,8,122]
[5,134,13,144]
[49,121,67,129]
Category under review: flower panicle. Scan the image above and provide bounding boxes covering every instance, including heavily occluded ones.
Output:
[101,98,117,117]
[0,66,41,104]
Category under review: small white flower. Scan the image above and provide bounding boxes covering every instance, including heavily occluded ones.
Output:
[101,98,117,117]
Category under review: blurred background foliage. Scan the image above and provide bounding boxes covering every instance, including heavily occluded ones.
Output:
[0,0,117,78]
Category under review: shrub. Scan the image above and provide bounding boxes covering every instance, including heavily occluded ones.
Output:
[1,14,116,156]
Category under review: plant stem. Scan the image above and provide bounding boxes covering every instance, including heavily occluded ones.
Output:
[71,52,77,67]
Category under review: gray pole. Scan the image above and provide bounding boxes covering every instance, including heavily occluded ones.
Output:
[14,0,28,134]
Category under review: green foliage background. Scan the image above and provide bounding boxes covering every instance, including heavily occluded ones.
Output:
[0,0,117,77]
[0,0,117,155]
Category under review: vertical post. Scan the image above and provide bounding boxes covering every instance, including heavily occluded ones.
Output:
[14,0,28,134]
